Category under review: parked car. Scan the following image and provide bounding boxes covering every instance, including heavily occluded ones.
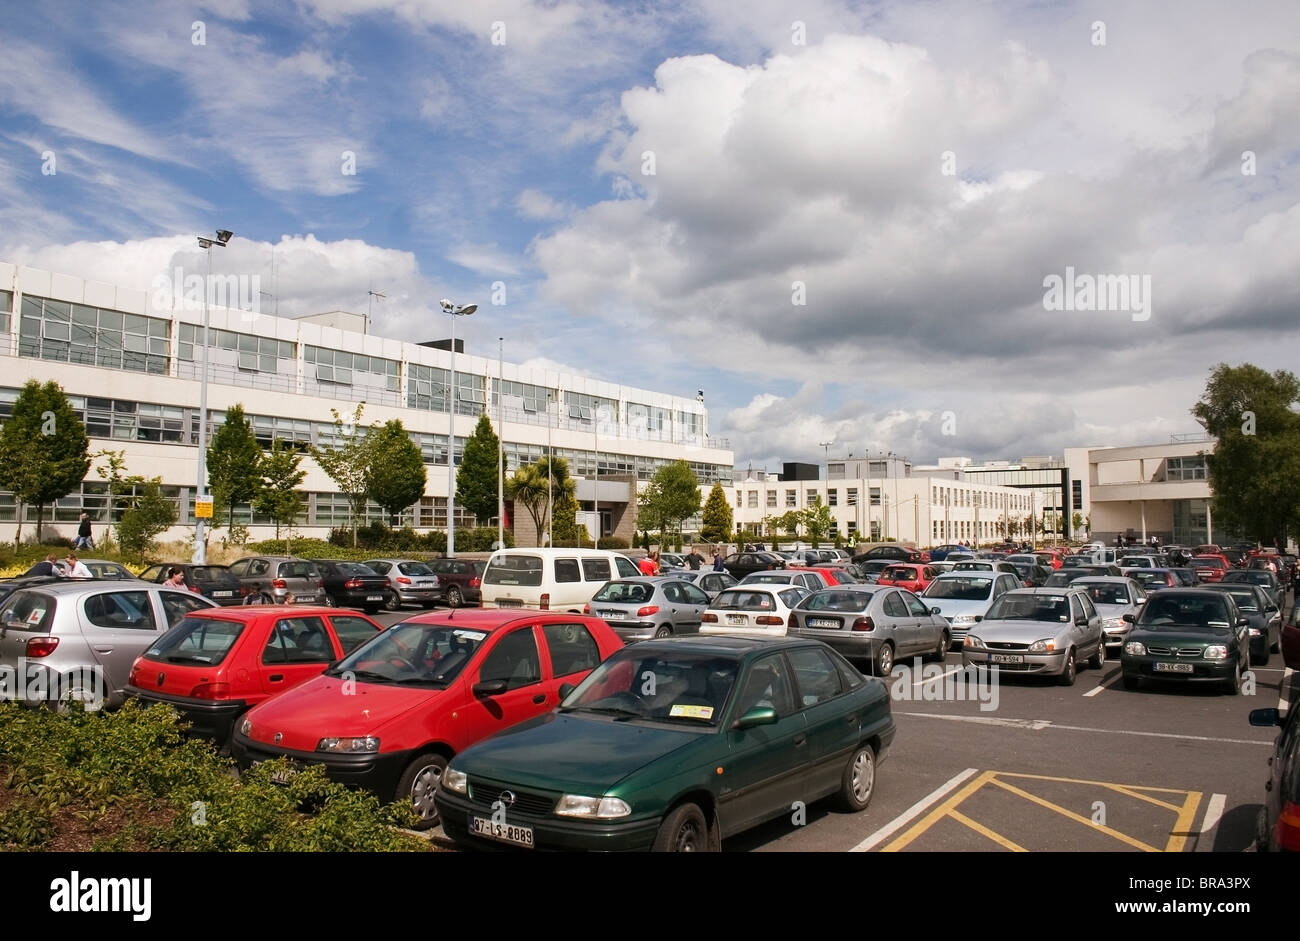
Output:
[700,586,811,637]
[428,558,487,608]
[670,570,740,600]
[876,564,937,594]
[1045,567,1117,588]
[1033,552,1065,570]
[126,606,383,746]
[0,575,67,605]
[480,549,642,611]
[1249,706,1300,851]
[952,560,1019,575]
[314,559,393,613]
[961,587,1106,685]
[1123,568,1179,591]
[921,572,1022,647]
[1071,577,1147,652]
[789,585,949,675]
[228,556,327,605]
[658,553,687,570]
[1168,567,1202,588]
[1219,569,1284,610]
[585,577,710,640]
[741,570,829,592]
[928,545,969,562]
[721,551,787,580]
[1188,555,1231,582]
[232,610,624,828]
[79,560,139,580]
[855,560,892,584]
[853,546,923,564]
[1009,561,1053,587]
[139,562,244,606]
[0,582,217,709]
[364,558,441,610]
[1119,589,1250,693]
[1200,583,1281,665]
[1116,555,1158,569]
[434,635,896,851]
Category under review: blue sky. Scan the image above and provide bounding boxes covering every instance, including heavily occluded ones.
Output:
[2,0,1299,470]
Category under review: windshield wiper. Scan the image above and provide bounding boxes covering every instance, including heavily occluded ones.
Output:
[335,669,393,683]
[566,705,644,719]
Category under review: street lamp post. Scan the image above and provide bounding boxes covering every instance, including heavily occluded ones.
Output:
[439,299,477,557]
[193,228,232,565]
[497,337,504,550]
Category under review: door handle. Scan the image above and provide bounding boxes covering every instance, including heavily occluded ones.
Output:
[846,714,857,724]
[269,674,284,682]
[532,694,546,704]
[94,645,113,653]
[793,734,807,746]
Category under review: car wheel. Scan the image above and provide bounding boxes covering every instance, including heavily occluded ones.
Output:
[1122,674,1140,690]
[873,643,894,677]
[1058,648,1076,686]
[928,631,949,662]
[1224,659,1242,696]
[652,802,711,852]
[835,743,877,812]
[654,625,673,638]
[397,752,448,830]
[447,586,463,608]
[54,679,103,714]
[1088,637,1105,670]
[385,592,402,612]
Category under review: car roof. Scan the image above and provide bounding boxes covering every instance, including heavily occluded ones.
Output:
[621,634,822,656]
[393,609,605,629]
[13,581,195,596]
[188,604,338,620]
[1071,576,1136,585]
[1007,586,1081,595]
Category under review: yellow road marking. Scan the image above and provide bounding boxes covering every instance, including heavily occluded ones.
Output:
[1165,789,1203,853]
[949,810,1028,852]
[881,769,998,852]
[987,777,1163,852]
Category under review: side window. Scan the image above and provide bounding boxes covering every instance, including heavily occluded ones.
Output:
[542,623,601,677]
[681,584,710,605]
[249,560,269,577]
[701,575,718,592]
[554,559,581,583]
[1080,595,1097,619]
[582,558,611,582]
[160,591,210,628]
[733,653,796,717]
[229,560,249,577]
[83,591,157,631]
[615,557,639,578]
[904,592,931,618]
[430,561,450,575]
[661,583,682,603]
[1070,596,1086,622]
[779,588,806,609]
[263,616,333,664]
[140,565,165,582]
[479,628,542,689]
[831,650,865,690]
[787,646,843,707]
[328,615,380,654]
[883,592,908,619]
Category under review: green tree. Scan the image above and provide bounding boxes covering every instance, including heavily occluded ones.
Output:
[94,449,138,523]
[1071,511,1084,537]
[311,404,376,547]
[639,461,702,548]
[457,414,503,525]
[364,420,426,525]
[551,491,587,547]
[700,482,733,543]
[776,510,802,537]
[0,380,90,542]
[207,404,262,544]
[801,496,833,547]
[253,440,307,550]
[1192,363,1300,544]
[116,479,177,562]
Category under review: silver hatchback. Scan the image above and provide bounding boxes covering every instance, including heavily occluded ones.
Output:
[587,577,710,641]
[0,582,217,710]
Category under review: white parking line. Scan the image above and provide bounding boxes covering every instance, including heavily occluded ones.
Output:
[849,767,978,852]
[1083,680,1111,697]
[899,711,1273,746]
[1199,793,1227,835]
[913,667,962,688]
[1280,667,1295,716]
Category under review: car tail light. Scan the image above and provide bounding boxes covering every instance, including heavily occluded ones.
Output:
[384,578,392,587]
[583,603,590,614]
[788,613,796,629]
[470,577,481,588]
[755,616,783,625]
[397,576,412,585]
[188,682,232,700]
[344,578,362,590]
[636,606,660,618]
[851,617,875,632]
[540,593,550,610]
[1278,801,1300,852]
[272,578,287,589]
[701,613,718,623]
[26,637,59,657]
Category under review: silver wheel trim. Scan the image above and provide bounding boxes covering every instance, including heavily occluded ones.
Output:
[851,749,874,802]
[410,763,443,818]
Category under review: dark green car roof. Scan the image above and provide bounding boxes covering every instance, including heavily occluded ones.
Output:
[624,634,823,657]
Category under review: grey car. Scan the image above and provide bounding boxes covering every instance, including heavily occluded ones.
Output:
[952,560,1020,576]
[1201,582,1281,665]
[740,570,830,592]
[588,577,710,641]
[1071,577,1147,652]
[669,570,739,601]
[363,558,441,610]
[228,556,327,605]
[789,585,950,676]
[0,581,217,709]
[961,587,1106,685]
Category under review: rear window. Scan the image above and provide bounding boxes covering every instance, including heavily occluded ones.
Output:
[398,562,434,576]
[334,562,376,577]
[278,561,320,579]
[143,616,244,665]
[712,590,777,611]
[0,591,56,632]
[799,590,873,612]
[483,555,543,587]
[592,582,653,604]
[190,566,232,581]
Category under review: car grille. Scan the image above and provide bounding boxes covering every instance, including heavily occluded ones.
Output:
[467,777,556,817]
[985,641,1030,651]
[1145,646,1202,657]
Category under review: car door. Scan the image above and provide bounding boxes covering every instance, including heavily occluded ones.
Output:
[720,652,809,835]
[673,582,709,634]
[881,590,913,655]
[243,558,271,597]
[78,588,168,694]
[902,589,943,653]
[786,645,859,797]
[258,614,338,695]
[460,625,550,743]
[158,590,214,630]
[539,621,603,692]
[1068,594,1094,654]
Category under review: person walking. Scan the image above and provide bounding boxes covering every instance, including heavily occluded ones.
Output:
[712,547,725,571]
[685,546,704,570]
[74,513,95,550]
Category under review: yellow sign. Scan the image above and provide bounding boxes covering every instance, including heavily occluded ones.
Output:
[195,498,214,520]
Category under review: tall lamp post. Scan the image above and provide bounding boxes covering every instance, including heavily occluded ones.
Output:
[439,298,477,557]
[194,228,232,565]
[497,337,504,550]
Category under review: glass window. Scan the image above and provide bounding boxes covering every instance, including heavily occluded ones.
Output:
[82,591,158,631]
[733,653,796,716]
[264,616,334,664]
[787,646,843,707]
[160,591,211,628]
[479,627,542,689]
[615,557,639,578]
[883,593,908,618]
[581,558,611,582]
[542,623,601,677]
[554,559,581,583]
[328,615,380,654]
[144,616,242,665]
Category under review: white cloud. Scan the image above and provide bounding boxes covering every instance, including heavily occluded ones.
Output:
[515,189,571,221]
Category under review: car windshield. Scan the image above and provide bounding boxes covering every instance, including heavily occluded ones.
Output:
[882,566,917,579]
[482,555,543,587]
[335,562,377,576]
[1129,571,1168,586]
[711,589,778,611]
[985,594,1071,622]
[592,582,654,604]
[923,577,993,601]
[1215,589,1258,611]
[143,616,244,665]
[1137,597,1233,632]
[1076,583,1129,605]
[327,623,490,686]
[800,590,874,612]
[560,649,739,726]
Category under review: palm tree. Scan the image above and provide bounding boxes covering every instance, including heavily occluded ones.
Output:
[506,457,577,546]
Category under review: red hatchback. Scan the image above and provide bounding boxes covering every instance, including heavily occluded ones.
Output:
[877,564,936,594]
[1190,555,1231,582]
[231,610,624,828]
[126,606,384,746]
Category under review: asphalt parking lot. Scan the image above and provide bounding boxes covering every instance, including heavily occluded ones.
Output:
[367,599,1294,853]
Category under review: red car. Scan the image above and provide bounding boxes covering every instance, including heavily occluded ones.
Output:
[231,610,624,828]
[126,606,384,747]
[1190,555,1231,582]
[877,564,936,593]
[1033,550,1065,570]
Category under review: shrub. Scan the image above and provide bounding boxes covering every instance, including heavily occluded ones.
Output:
[597,536,629,550]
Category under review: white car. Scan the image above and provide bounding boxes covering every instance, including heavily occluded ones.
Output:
[921,572,1022,647]
[1071,576,1147,650]
[700,585,812,637]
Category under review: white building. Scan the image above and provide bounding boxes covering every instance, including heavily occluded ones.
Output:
[0,263,733,546]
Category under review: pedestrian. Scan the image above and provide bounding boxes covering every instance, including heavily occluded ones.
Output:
[685,546,704,570]
[24,553,64,577]
[164,566,186,588]
[284,592,296,605]
[712,546,725,571]
[637,552,658,576]
[63,553,92,579]
[74,513,95,550]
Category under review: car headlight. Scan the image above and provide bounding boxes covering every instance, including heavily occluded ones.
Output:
[316,736,380,753]
[1028,639,1056,653]
[952,614,978,625]
[1102,617,1126,629]
[963,634,983,648]
[1124,641,1146,656]
[1202,645,1229,660]
[441,767,468,794]
[555,795,632,819]
[239,717,252,737]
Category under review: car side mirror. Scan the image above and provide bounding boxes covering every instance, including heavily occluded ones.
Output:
[1236,617,1249,628]
[1266,604,1278,613]
[930,606,941,616]
[472,679,509,697]
[1249,707,1281,728]
[1075,616,1089,626]
[558,682,576,700]
[1122,613,1136,623]
[733,706,778,730]
[973,615,982,622]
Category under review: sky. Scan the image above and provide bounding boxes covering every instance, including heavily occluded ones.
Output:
[2,0,1298,472]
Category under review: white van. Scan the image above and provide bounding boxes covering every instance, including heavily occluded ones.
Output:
[480,548,642,612]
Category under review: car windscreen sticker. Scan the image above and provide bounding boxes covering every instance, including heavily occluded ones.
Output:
[452,630,487,641]
[670,704,714,719]
[26,608,45,625]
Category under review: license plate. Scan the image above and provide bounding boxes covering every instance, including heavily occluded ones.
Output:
[266,762,303,786]
[808,618,839,629]
[496,599,523,608]
[366,595,383,601]
[727,614,748,626]
[212,591,233,598]
[469,815,534,848]
[600,610,627,620]
[990,653,1024,664]
[1154,661,1194,673]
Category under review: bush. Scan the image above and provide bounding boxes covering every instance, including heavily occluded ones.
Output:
[597,536,629,550]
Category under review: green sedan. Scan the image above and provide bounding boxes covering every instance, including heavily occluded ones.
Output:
[435,635,896,851]
[1119,589,1251,694]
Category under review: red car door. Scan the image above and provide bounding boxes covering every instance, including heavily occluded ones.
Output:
[460,624,551,744]
[258,613,338,697]
[538,620,606,690]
